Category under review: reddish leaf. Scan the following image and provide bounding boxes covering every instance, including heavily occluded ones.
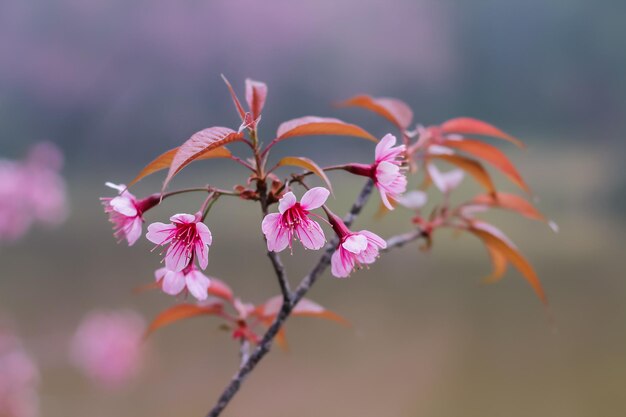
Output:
[221,74,246,120]
[275,116,377,143]
[162,127,243,192]
[443,139,530,192]
[472,192,547,222]
[245,79,268,120]
[257,296,349,326]
[275,156,333,193]
[469,226,547,304]
[129,146,231,187]
[207,277,234,302]
[145,303,223,336]
[441,117,524,148]
[431,154,497,195]
[483,244,508,284]
[337,95,413,130]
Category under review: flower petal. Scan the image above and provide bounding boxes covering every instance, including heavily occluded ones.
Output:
[295,219,326,250]
[125,216,143,246]
[186,270,211,301]
[375,161,400,186]
[342,233,368,254]
[154,267,169,282]
[195,221,213,246]
[165,243,191,272]
[360,230,387,249]
[195,240,209,270]
[146,222,174,245]
[110,196,138,217]
[278,192,297,214]
[162,270,186,295]
[331,248,353,278]
[170,213,196,224]
[300,187,330,210]
[396,191,428,209]
[374,134,397,162]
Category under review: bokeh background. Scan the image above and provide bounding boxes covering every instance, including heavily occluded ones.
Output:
[1,0,625,416]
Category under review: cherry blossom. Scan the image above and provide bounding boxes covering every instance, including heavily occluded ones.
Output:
[146,213,213,272]
[261,187,329,252]
[70,310,145,388]
[328,214,387,278]
[154,265,212,301]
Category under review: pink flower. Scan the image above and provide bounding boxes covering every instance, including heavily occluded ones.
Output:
[0,330,39,417]
[328,214,387,278]
[154,265,211,301]
[101,183,158,246]
[146,213,212,272]
[373,134,407,209]
[261,187,329,252]
[70,310,145,388]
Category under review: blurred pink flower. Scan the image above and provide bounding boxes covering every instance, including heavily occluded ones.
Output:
[154,265,211,301]
[70,310,145,388]
[0,142,67,243]
[146,213,212,272]
[101,183,159,246]
[0,329,40,417]
[328,214,387,278]
[261,187,329,252]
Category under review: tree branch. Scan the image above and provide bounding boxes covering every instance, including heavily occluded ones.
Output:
[205,180,424,417]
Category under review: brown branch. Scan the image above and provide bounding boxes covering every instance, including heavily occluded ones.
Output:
[205,180,424,417]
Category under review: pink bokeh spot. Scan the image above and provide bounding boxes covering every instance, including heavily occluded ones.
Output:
[70,310,146,388]
[146,213,213,272]
[261,187,329,253]
[0,329,40,417]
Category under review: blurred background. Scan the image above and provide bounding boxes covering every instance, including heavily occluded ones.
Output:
[1,0,625,416]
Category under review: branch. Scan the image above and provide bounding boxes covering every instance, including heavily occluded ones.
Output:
[206,180,425,417]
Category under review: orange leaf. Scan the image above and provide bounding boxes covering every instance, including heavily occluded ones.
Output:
[275,116,377,142]
[483,244,508,284]
[145,303,223,337]
[162,127,243,192]
[129,146,231,187]
[245,79,268,120]
[469,226,547,304]
[443,139,529,192]
[276,156,333,194]
[472,192,546,222]
[431,154,496,195]
[207,278,234,302]
[441,117,524,148]
[337,95,413,130]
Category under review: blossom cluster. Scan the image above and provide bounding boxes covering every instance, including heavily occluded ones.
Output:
[0,142,67,242]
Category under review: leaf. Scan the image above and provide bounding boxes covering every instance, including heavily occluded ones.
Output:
[245,79,268,120]
[129,146,231,187]
[207,277,234,302]
[257,296,349,326]
[221,74,246,120]
[275,116,377,142]
[440,117,525,148]
[483,244,508,284]
[443,139,530,192]
[469,226,547,304]
[472,192,547,222]
[145,303,223,337]
[162,127,243,192]
[431,154,497,195]
[337,95,413,130]
[276,156,333,193]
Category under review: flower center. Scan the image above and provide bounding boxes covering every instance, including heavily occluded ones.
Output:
[282,204,308,229]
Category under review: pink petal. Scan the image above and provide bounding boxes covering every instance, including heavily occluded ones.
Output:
[125,216,143,246]
[295,219,326,250]
[110,196,137,217]
[278,192,297,214]
[146,222,174,245]
[195,240,209,270]
[342,234,368,254]
[360,230,387,249]
[375,161,400,185]
[396,191,428,209]
[169,213,195,224]
[331,248,353,278]
[374,133,397,161]
[377,186,394,210]
[300,187,330,210]
[165,243,191,272]
[195,221,213,246]
[162,270,186,295]
[186,270,211,301]
[154,267,168,282]
[262,213,281,235]
[105,182,126,192]
[262,213,290,252]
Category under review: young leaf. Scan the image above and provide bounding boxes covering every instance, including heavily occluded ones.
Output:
[145,303,223,337]
[245,79,268,120]
[207,277,235,302]
[440,117,525,148]
[257,296,349,326]
[129,146,231,187]
[431,154,497,195]
[275,116,377,142]
[221,74,246,120]
[469,226,547,304]
[472,192,546,222]
[443,139,530,192]
[275,156,333,193]
[337,95,413,130]
[162,127,243,192]
[483,244,508,284]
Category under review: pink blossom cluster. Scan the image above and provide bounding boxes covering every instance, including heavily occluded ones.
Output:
[0,329,40,417]
[0,142,67,242]
[70,310,146,388]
